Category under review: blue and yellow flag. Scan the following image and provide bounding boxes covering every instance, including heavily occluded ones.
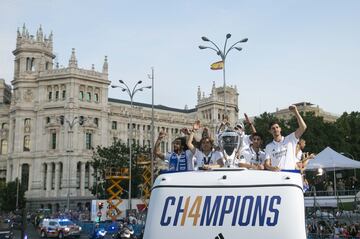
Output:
[210,61,224,70]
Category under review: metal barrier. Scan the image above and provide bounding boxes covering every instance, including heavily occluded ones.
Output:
[305,190,359,197]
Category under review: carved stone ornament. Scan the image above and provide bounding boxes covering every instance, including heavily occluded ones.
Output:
[24,125,31,133]
[24,89,33,102]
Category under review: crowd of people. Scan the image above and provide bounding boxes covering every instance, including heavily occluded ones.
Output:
[306,176,359,196]
[307,220,360,238]
[154,104,313,179]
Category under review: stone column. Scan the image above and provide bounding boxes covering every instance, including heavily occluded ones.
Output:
[89,166,94,191]
[54,162,60,195]
[40,163,45,192]
[46,163,52,196]
[80,162,85,196]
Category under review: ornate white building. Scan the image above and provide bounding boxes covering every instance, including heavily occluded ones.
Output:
[0,25,240,211]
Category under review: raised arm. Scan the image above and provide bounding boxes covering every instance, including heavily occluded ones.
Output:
[185,120,201,154]
[187,131,196,154]
[154,131,166,160]
[289,105,307,139]
[244,113,256,134]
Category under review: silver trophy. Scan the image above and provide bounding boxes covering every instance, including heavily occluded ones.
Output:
[218,128,243,167]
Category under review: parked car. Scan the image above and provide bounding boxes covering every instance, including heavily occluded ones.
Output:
[38,218,81,238]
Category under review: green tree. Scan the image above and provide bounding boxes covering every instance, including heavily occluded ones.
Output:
[286,112,332,154]
[90,140,150,199]
[335,112,360,160]
[0,179,26,212]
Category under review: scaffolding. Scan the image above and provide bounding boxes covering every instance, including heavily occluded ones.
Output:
[105,167,130,221]
[137,155,152,209]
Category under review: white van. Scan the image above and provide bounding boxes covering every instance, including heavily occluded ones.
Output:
[144,168,306,239]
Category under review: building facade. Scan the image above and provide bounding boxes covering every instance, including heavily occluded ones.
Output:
[273,102,338,122]
[0,25,239,211]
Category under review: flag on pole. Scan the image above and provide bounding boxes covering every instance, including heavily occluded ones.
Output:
[210,61,224,70]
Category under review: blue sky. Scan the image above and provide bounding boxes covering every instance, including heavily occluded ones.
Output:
[0,0,359,117]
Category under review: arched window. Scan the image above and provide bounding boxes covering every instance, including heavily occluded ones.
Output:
[51,163,55,190]
[85,163,90,189]
[86,92,91,101]
[76,162,81,189]
[43,164,47,190]
[51,130,57,149]
[21,164,29,191]
[30,58,35,71]
[59,163,63,189]
[86,132,92,149]
[24,118,31,125]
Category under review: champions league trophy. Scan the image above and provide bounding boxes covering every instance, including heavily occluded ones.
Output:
[217,127,243,167]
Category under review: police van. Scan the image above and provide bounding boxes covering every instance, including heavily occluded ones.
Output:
[143,168,306,239]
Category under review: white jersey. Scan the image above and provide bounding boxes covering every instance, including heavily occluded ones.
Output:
[193,148,223,169]
[265,132,299,170]
[165,149,194,171]
[240,146,266,166]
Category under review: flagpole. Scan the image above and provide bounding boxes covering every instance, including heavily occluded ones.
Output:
[199,34,248,117]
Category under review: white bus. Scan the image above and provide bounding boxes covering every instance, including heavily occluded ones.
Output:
[144,168,306,239]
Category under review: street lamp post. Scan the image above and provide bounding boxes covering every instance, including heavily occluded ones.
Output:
[111,80,151,210]
[63,116,82,211]
[199,34,248,116]
[147,67,155,185]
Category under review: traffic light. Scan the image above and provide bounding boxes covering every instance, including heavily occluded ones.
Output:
[98,202,104,210]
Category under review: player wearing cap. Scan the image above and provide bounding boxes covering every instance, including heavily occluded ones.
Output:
[234,113,257,152]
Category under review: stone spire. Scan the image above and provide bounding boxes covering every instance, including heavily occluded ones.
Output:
[197,86,201,101]
[68,48,78,68]
[212,81,216,95]
[36,25,43,42]
[49,31,53,41]
[22,23,26,37]
[48,31,53,49]
[102,56,108,74]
